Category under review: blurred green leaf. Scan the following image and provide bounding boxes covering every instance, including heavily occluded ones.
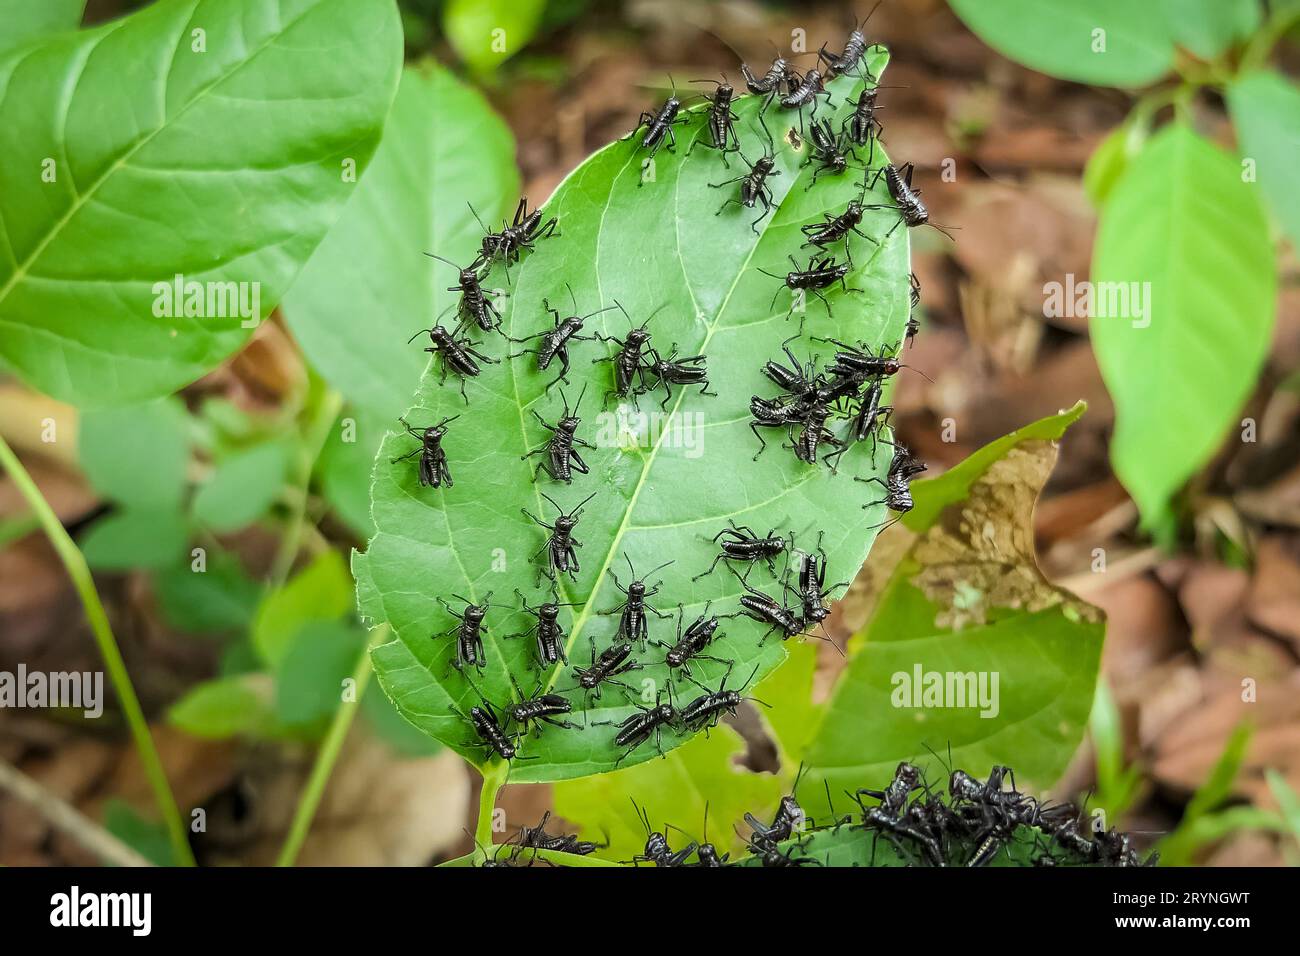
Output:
[1158,723,1252,863]
[1265,769,1300,842]
[155,551,260,634]
[315,410,383,537]
[553,725,783,862]
[1092,124,1275,529]
[252,549,352,667]
[274,619,365,728]
[362,688,445,757]
[1228,70,1300,250]
[1089,681,1143,818]
[167,674,274,739]
[754,637,820,767]
[0,0,402,406]
[80,509,190,571]
[192,439,291,532]
[102,798,179,867]
[442,0,545,71]
[1163,0,1261,59]
[947,0,1176,86]
[0,0,84,55]
[282,64,519,421]
[79,398,191,512]
[804,406,1104,799]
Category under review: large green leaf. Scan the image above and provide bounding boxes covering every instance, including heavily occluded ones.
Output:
[1091,124,1276,527]
[0,0,401,406]
[0,0,84,56]
[803,405,1104,799]
[282,64,519,422]
[1228,70,1300,251]
[947,0,1176,87]
[361,50,912,781]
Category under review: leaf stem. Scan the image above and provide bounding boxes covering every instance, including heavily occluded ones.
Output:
[0,434,196,866]
[274,623,384,867]
[474,760,509,848]
[439,845,623,867]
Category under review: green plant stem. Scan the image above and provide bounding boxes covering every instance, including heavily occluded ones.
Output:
[0,435,196,866]
[275,624,384,867]
[475,760,510,849]
[439,845,623,867]
[268,385,343,588]
[1242,4,1300,72]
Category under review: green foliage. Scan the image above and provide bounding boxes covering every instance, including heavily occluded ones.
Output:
[0,0,402,406]
[1228,70,1300,249]
[283,64,519,422]
[252,549,353,667]
[442,0,546,71]
[553,724,782,861]
[1091,124,1276,529]
[155,551,260,634]
[1157,723,1252,864]
[946,0,1178,87]
[274,619,365,729]
[80,508,189,570]
[0,0,85,55]
[1089,681,1144,819]
[750,406,1102,804]
[360,51,912,781]
[193,440,292,533]
[79,399,191,511]
[103,798,180,867]
[167,673,274,739]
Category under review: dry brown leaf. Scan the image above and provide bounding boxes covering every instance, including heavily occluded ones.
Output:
[908,441,1102,629]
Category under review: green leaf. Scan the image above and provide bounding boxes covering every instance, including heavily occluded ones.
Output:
[754,637,821,767]
[155,550,260,634]
[1228,70,1300,250]
[1265,769,1300,843]
[315,409,383,537]
[0,0,84,56]
[442,0,545,71]
[1089,680,1143,817]
[362,687,445,757]
[78,397,191,511]
[274,618,364,728]
[251,548,352,667]
[167,673,274,739]
[80,508,190,570]
[947,0,1176,86]
[803,406,1104,799]
[1083,122,1149,208]
[0,0,402,407]
[102,798,179,867]
[192,439,291,532]
[1162,0,1261,59]
[1092,124,1276,527]
[1158,722,1252,864]
[553,724,783,862]
[361,51,913,781]
[282,64,520,421]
